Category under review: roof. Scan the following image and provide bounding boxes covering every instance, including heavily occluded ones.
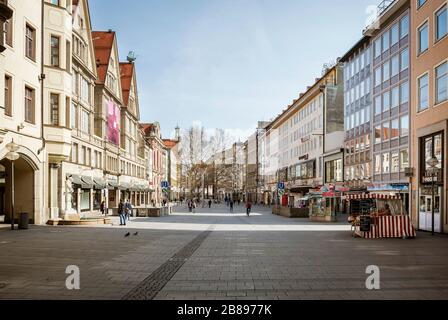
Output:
[92,31,115,84]
[339,35,371,62]
[140,123,154,135]
[163,140,179,149]
[119,62,134,106]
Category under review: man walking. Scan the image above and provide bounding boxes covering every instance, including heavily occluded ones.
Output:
[208,199,212,209]
[125,199,133,221]
[229,200,234,213]
[118,199,126,226]
[246,201,252,217]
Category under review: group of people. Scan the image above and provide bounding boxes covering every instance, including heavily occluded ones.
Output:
[118,199,134,226]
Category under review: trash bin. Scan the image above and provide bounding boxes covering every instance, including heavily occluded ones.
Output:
[19,212,29,230]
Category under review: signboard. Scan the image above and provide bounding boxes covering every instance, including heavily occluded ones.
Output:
[277,182,285,190]
[161,181,169,189]
[360,216,372,232]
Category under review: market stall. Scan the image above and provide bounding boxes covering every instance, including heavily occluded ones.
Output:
[309,185,348,222]
[346,194,416,239]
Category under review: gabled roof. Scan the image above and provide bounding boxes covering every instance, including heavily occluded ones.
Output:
[119,62,134,106]
[92,31,115,84]
[141,123,154,136]
[163,139,179,149]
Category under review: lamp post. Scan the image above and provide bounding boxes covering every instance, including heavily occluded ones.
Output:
[426,156,439,236]
[5,139,20,230]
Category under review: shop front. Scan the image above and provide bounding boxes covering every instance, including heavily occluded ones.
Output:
[418,132,444,233]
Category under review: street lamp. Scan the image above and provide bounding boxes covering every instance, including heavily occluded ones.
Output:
[5,139,19,230]
[426,156,439,236]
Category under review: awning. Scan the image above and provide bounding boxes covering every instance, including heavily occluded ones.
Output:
[290,187,311,193]
[81,176,94,189]
[69,175,91,189]
[93,178,106,190]
[119,182,131,191]
[345,194,402,201]
[107,180,119,190]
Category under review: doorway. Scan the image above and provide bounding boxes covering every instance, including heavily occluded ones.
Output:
[419,187,442,233]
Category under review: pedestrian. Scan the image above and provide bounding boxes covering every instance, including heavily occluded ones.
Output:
[118,199,126,226]
[192,201,196,214]
[229,200,234,213]
[188,200,192,213]
[208,199,212,208]
[246,201,252,216]
[125,199,133,221]
[100,201,106,216]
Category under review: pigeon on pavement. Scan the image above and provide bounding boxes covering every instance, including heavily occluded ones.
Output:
[125,232,130,237]
[134,232,139,236]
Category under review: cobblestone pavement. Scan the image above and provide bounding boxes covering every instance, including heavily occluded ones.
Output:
[0,205,447,300]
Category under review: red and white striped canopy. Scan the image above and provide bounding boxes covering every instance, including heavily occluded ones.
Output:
[345,193,402,201]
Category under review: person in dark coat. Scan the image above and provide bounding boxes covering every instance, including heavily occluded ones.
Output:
[118,199,126,226]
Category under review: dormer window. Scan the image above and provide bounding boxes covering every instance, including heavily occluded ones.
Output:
[106,73,116,92]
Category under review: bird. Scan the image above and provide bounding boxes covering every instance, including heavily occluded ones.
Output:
[125,232,130,237]
[134,232,139,236]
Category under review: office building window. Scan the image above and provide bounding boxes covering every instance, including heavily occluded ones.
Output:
[71,102,77,129]
[417,0,427,8]
[391,119,399,139]
[418,73,429,111]
[383,91,390,111]
[50,93,59,126]
[4,75,12,116]
[382,153,390,174]
[400,81,409,104]
[400,15,409,39]
[391,86,399,108]
[436,6,447,41]
[375,154,381,174]
[391,23,399,46]
[391,55,399,77]
[401,115,409,137]
[375,67,382,87]
[375,96,382,115]
[383,121,390,141]
[418,22,429,54]
[375,125,381,144]
[25,24,36,61]
[374,38,381,58]
[400,48,409,71]
[400,149,409,171]
[24,86,35,123]
[81,109,89,133]
[382,31,389,52]
[50,35,60,67]
[435,62,447,104]
[383,61,390,82]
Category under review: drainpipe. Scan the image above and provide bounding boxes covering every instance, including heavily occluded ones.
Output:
[38,0,45,155]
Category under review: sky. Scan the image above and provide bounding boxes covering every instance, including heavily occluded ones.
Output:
[89,0,378,141]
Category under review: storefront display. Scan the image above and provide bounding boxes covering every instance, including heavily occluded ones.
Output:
[80,190,90,211]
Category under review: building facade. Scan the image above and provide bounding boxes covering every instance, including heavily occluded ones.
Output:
[367,0,411,211]
[410,0,448,234]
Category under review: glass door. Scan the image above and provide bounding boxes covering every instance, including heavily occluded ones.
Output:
[419,188,441,233]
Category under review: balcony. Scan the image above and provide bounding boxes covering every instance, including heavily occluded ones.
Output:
[44,125,72,164]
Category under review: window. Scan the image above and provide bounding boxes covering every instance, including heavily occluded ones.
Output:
[80,146,86,165]
[418,22,429,54]
[383,61,390,82]
[50,0,60,5]
[400,48,409,71]
[400,81,409,104]
[71,143,78,163]
[4,75,12,116]
[80,77,89,103]
[50,35,60,67]
[375,154,381,174]
[383,121,390,141]
[382,31,390,52]
[25,24,36,61]
[66,41,71,71]
[81,109,89,133]
[383,91,390,111]
[4,15,13,47]
[391,55,399,77]
[391,119,399,139]
[391,24,399,46]
[71,102,77,129]
[391,86,399,108]
[391,152,399,173]
[401,115,409,137]
[400,149,409,171]
[418,73,429,111]
[400,15,409,39]
[375,96,382,115]
[382,153,390,174]
[375,125,381,144]
[435,62,447,104]
[374,38,381,58]
[417,0,427,8]
[24,86,35,123]
[436,6,447,41]
[50,93,59,126]
[375,67,382,87]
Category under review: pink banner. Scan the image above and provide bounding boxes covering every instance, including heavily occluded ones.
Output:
[107,101,120,145]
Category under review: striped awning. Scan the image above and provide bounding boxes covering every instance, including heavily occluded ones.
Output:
[345,193,402,201]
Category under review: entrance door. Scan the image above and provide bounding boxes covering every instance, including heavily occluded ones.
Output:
[419,192,441,233]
